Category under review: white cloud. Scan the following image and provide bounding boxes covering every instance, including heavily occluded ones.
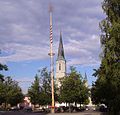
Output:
[0,43,49,63]
[64,35,100,66]
[67,57,100,67]
[0,0,105,93]
[0,0,104,67]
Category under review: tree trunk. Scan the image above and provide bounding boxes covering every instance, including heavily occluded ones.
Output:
[80,102,81,109]
[75,102,77,107]
[68,103,71,113]
[5,102,7,110]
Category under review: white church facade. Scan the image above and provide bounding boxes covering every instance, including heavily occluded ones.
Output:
[55,33,93,107]
[56,32,66,87]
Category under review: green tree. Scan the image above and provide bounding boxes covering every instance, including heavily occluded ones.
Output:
[0,76,23,108]
[0,81,6,105]
[0,51,8,81]
[4,77,23,107]
[0,52,8,103]
[0,63,8,81]
[38,67,58,105]
[28,67,59,106]
[39,67,51,105]
[28,75,40,105]
[60,66,89,108]
[91,0,120,114]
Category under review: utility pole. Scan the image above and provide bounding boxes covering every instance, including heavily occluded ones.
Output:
[48,4,55,113]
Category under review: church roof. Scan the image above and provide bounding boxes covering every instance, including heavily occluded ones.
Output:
[57,32,65,61]
[84,72,87,81]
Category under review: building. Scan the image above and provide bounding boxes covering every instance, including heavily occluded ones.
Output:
[84,73,93,107]
[55,32,67,107]
[56,32,66,87]
[55,32,93,107]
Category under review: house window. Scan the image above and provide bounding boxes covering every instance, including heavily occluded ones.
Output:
[59,64,61,70]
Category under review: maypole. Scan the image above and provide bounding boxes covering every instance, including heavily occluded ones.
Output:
[48,5,55,113]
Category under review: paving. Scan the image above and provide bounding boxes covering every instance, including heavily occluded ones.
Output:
[0,111,104,115]
[48,111,103,115]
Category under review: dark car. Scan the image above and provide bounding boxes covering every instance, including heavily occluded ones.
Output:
[99,105,107,112]
[55,106,66,113]
[10,106,19,111]
[23,106,32,112]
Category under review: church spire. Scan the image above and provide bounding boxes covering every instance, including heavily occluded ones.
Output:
[84,72,88,87]
[57,31,65,60]
[85,72,87,81]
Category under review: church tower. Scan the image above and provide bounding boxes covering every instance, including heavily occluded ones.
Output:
[84,72,93,106]
[84,72,88,87]
[56,32,66,87]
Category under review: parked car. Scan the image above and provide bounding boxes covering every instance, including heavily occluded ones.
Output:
[55,106,66,113]
[85,106,90,111]
[99,105,107,112]
[10,106,19,111]
[23,106,32,112]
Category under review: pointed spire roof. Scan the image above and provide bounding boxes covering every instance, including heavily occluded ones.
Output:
[57,31,65,61]
[84,72,87,81]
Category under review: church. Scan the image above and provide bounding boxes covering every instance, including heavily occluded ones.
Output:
[55,32,93,107]
[56,31,66,87]
[48,8,92,109]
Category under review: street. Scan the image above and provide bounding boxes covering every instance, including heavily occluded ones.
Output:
[0,111,104,115]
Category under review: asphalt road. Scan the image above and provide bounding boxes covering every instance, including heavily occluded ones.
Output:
[0,111,43,115]
[0,111,104,115]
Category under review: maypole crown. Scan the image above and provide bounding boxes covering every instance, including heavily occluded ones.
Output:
[49,3,53,12]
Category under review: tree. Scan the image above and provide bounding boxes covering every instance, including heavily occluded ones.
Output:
[0,81,6,105]
[91,0,120,114]
[38,67,51,105]
[0,76,23,108]
[28,75,40,105]
[0,52,23,108]
[38,67,58,105]
[0,52,9,104]
[0,50,8,81]
[0,63,8,81]
[28,67,58,106]
[59,66,89,108]
[4,77,23,107]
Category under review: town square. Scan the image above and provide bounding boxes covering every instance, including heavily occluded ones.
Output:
[0,0,120,115]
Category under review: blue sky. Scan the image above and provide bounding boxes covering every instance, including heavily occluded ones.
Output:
[0,0,105,93]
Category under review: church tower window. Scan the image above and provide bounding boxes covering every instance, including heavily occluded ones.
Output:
[59,63,61,70]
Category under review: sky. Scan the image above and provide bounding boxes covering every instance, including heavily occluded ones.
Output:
[0,0,105,94]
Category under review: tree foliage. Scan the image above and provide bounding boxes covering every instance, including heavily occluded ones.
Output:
[0,76,23,108]
[39,67,52,105]
[91,0,120,114]
[28,67,58,106]
[0,63,8,81]
[0,61,23,108]
[0,51,8,81]
[59,66,89,106]
[28,75,40,105]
